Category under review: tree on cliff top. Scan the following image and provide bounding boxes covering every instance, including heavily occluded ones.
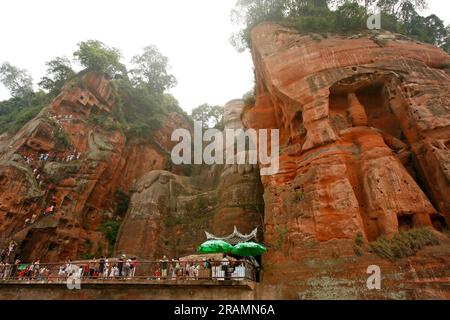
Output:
[231,0,450,54]
[38,56,75,97]
[0,62,49,134]
[191,103,224,130]
[0,62,34,98]
[74,40,126,77]
[130,45,177,94]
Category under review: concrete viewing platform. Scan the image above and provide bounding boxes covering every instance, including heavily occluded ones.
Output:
[0,279,257,300]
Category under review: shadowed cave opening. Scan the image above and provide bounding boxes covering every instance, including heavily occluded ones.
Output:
[398,215,413,232]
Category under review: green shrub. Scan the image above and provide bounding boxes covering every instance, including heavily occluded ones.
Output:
[354,232,364,247]
[353,245,363,257]
[243,91,256,108]
[74,40,124,77]
[98,220,121,246]
[54,130,72,151]
[442,62,450,69]
[274,226,289,251]
[370,228,440,261]
[232,1,450,55]
[0,91,50,134]
[292,191,306,203]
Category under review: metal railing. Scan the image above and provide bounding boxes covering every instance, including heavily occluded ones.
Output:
[0,260,257,284]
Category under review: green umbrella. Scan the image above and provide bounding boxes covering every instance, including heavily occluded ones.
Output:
[197,240,233,254]
[18,264,29,271]
[231,242,267,257]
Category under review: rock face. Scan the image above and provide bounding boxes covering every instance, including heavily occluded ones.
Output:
[1,24,450,300]
[243,23,450,299]
[0,73,189,262]
[115,99,265,259]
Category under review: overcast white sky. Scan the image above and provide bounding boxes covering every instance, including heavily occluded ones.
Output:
[0,0,449,113]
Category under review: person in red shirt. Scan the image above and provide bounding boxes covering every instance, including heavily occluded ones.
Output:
[154,269,161,280]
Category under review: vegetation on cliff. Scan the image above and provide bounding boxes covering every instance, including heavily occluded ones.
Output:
[231,0,450,53]
[0,41,189,138]
[191,103,224,130]
[370,228,440,261]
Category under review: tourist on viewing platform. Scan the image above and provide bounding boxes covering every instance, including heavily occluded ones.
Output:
[0,262,5,279]
[98,256,106,278]
[82,262,89,278]
[104,259,110,279]
[8,241,16,258]
[221,254,230,280]
[130,257,137,278]
[193,263,199,280]
[88,258,96,278]
[203,258,212,280]
[11,259,20,279]
[160,256,169,279]
[2,263,11,280]
[109,264,118,279]
[124,257,132,279]
[37,266,48,281]
[118,255,125,277]
[31,259,40,279]
[154,268,161,280]
[57,264,66,283]
[0,248,7,262]
[185,261,191,279]
[171,258,180,279]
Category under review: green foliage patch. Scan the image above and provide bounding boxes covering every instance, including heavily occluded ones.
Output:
[231,0,450,54]
[370,228,440,261]
[98,220,121,246]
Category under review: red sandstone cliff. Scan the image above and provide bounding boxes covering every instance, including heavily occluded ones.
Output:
[1,25,450,300]
[244,23,450,299]
[0,73,190,261]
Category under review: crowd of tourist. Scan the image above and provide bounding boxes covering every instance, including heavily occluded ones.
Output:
[17,141,85,230]
[0,253,256,282]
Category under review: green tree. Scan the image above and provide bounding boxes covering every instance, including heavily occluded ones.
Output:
[73,40,125,76]
[0,62,33,98]
[231,0,450,54]
[38,56,75,96]
[130,45,177,93]
[334,1,367,31]
[191,103,224,130]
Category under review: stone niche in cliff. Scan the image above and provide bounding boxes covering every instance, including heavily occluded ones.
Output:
[53,73,114,118]
[327,73,440,241]
[24,122,55,152]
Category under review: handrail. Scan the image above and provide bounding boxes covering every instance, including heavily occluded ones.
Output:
[0,260,257,283]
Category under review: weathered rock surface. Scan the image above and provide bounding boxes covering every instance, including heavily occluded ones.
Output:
[0,73,190,261]
[1,24,449,300]
[115,100,265,259]
[243,23,450,298]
